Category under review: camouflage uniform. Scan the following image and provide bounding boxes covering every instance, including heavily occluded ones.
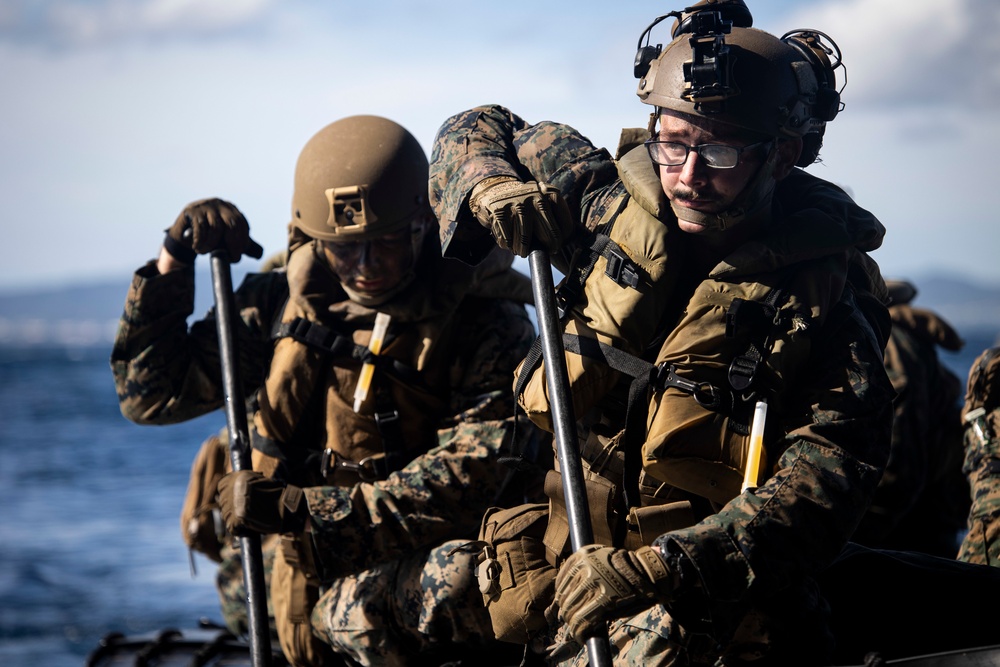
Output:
[111,235,540,665]
[112,262,284,637]
[957,345,1000,565]
[429,105,896,665]
[215,538,277,636]
[851,284,969,557]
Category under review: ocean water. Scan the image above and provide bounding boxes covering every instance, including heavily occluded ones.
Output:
[0,345,225,667]
[0,332,996,667]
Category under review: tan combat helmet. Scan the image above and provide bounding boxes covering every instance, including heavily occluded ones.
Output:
[631,3,843,232]
[635,2,843,166]
[290,115,430,242]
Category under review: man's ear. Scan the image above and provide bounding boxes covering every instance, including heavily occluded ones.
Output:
[773,138,803,181]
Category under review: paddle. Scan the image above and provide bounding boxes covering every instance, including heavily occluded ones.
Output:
[528,249,614,667]
[209,245,272,667]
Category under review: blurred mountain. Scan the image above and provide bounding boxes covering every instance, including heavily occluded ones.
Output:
[0,268,997,348]
[893,272,1000,333]
[0,265,255,347]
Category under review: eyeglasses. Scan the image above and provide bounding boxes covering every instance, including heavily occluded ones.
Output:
[644,139,772,169]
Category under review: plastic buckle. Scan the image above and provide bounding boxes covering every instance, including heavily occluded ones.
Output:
[604,246,640,289]
[321,448,384,482]
[374,409,400,429]
[728,355,758,392]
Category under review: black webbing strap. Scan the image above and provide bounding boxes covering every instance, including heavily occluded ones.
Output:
[274,318,356,357]
[275,317,428,391]
[507,229,641,461]
[555,231,641,318]
[511,331,656,509]
[373,381,407,476]
[725,289,784,393]
[560,335,655,510]
[723,288,787,434]
[273,316,426,478]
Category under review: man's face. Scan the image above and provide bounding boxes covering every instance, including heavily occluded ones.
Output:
[321,222,423,298]
[656,111,771,235]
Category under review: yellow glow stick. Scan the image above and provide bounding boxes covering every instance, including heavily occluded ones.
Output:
[741,399,768,493]
[353,312,391,413]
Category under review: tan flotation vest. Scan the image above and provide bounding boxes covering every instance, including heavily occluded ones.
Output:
[515,144,680,431]
[252,240,532,487]
[519,141,888,558]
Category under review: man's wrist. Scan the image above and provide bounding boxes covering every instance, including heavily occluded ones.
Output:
[157,243,192,274]
[161,231,196,267]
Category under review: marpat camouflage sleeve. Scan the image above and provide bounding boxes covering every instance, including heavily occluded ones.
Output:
[302,297,537,578]
[656,306,896,637]
[428,104,618,268]
[110,261,286,425]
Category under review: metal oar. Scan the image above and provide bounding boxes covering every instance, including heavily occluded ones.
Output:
[528,249,613,667]
[209,246,272,667]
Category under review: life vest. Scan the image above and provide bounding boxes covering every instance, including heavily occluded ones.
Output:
[251,239,532,488]
[517,141,889,557]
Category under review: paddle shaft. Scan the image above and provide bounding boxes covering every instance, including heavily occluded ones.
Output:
[528,250,613,667]
[210,251,272,667]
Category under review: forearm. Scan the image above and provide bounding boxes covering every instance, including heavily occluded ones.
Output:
[303,418,515,577]
[654,329,894,634]
[429,104,616,266]
[110,261,276,424]
[111,261,225,423]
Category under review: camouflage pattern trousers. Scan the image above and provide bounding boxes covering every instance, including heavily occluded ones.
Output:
[544,606,715,667]
[546,606,827,667]
[216,536,278,638]
[310,539,517,666]
[542,575,834,667]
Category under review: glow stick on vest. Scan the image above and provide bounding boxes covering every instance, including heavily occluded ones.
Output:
[354,312,391,413]
[741,399,768,493]
[965,407,990,446]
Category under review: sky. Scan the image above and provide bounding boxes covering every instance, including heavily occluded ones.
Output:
[1,0,999,292]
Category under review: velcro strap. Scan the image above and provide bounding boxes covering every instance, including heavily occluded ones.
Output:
[634,545,672,586]
[163,231,196,265]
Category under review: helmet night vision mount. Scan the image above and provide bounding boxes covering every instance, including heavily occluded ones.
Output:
[634,0,846,167]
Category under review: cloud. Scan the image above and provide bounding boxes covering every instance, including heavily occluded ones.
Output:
[1,0,999,290]
[0,0,278,50]
[786,0,1000,110]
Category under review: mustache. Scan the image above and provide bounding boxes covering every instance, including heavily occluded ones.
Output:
[671,185,718,202]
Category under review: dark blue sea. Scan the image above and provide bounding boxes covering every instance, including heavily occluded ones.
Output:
[0,345,226,667]
[0,332,997,666]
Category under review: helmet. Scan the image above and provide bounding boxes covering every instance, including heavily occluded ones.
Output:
[636,9,842,166]
[290,115,430,242]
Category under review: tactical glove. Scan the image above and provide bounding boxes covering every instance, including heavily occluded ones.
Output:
[553,544,676,642]
[216,470,307,536]
[468,177,574,257]
[165,198,258,264]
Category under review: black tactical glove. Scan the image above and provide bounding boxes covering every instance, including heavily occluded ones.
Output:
[216,470,307,536]
[468,177,574,257]
[164,198,261,264]
[552,544,676,642]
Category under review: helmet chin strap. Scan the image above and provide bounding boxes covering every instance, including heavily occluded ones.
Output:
[670,142,780,234]
[341,270,416,308]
